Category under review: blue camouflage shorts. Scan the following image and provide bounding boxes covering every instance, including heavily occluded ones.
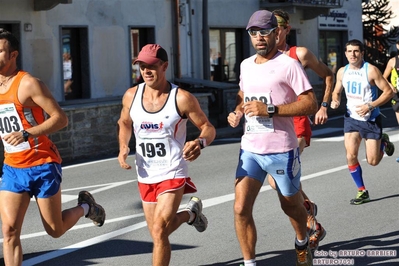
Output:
[235,148,301,196]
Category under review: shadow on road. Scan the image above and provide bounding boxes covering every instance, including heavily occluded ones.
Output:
[200,230,399,265]
[368,193,399,203]
[22,239,196,266]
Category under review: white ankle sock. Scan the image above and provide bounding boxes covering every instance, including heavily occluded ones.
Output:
[80,203,89,216]
[243,259,256,266]
[296,236,308,247]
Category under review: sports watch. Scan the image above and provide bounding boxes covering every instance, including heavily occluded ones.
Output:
[321,102,328,108]
[267,104,275,118]
[22,130,30,142]
[198,138,207,149]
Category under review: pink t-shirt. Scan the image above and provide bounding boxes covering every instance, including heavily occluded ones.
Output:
[239,51,313,154]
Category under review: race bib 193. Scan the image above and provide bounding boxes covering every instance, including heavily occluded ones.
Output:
[136,138,171,170]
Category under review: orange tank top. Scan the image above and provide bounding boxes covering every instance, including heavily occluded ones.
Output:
[0,71,62,168]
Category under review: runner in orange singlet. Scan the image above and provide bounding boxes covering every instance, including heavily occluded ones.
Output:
[0,29,105,266]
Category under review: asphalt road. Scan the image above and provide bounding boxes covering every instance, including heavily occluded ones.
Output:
[1,108,399,266]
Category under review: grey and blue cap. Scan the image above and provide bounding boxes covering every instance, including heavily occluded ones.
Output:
[246,10,278,30]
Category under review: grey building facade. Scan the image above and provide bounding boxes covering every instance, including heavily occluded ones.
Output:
[0,0,362,163]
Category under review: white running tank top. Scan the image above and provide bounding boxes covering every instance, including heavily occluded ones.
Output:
[130,83,188,184]
[342,62,379,121]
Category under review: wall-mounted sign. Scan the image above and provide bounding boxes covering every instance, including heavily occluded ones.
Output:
[318,9,348,30]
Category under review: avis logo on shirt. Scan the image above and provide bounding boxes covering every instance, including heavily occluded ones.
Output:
[140,122,164,131]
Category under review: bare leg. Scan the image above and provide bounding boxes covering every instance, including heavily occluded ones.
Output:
[36,189,84,238]
[142,188,188,266]
[297,136,307,155]
[0,191,30,266]
[234,177,262,261]
[278,190,308,241]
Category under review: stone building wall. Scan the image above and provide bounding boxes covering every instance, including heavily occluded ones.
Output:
[52,101,123,163]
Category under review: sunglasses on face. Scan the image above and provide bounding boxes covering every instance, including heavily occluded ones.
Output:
[247,28,276,38]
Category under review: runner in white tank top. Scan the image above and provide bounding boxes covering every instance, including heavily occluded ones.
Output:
[131,82,189,184]
[331,39,394,206]
[342,61,379,121]
[117,44,216,266]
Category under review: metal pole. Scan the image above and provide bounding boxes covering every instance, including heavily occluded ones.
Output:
[202,0,210,80]
[172,0,181,78]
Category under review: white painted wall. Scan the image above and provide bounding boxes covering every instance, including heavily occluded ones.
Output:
[0,0,175,100]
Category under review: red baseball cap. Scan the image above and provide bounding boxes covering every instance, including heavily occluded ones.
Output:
[133,44,168,65]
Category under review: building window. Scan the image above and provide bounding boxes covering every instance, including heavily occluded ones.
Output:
[129,27,155,86]
[61,27,90,100]
[319,31,347,74]
[209,29,241,83]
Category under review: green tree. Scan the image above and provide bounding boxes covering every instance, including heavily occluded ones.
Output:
[362,0,399,71]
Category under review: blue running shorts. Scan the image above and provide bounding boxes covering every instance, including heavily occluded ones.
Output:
[0,163,62,198]
[235,148,301,196]
[344,114,382,140]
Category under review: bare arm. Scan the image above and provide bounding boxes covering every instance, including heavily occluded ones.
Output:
[117,87,136,169]
[382,57,397,93]
[297,46,334,124]
[348,64,395,118]
[330,67,345,109]
[236,89,318,118]
[3,75,68,146]
[368,64,395,108]
[24,77,67,136]
[227,89,244,128]
[229,81,317,122]
[177,89,216,162]
[382,57,394,81]
[274,90,318,117]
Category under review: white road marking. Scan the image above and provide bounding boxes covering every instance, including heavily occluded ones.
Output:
[30,180,136,203]
[62,157,119,169]
[313,135,344,142]
[14,213,145,241]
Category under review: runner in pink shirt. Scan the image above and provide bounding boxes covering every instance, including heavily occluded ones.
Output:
[227,10,318,266]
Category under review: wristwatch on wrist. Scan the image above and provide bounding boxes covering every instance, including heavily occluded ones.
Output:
[22,130,29,142]
[267,104,275,118]
[198,138,207,149]
[321,102,328,108]
[367,103,375,112]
